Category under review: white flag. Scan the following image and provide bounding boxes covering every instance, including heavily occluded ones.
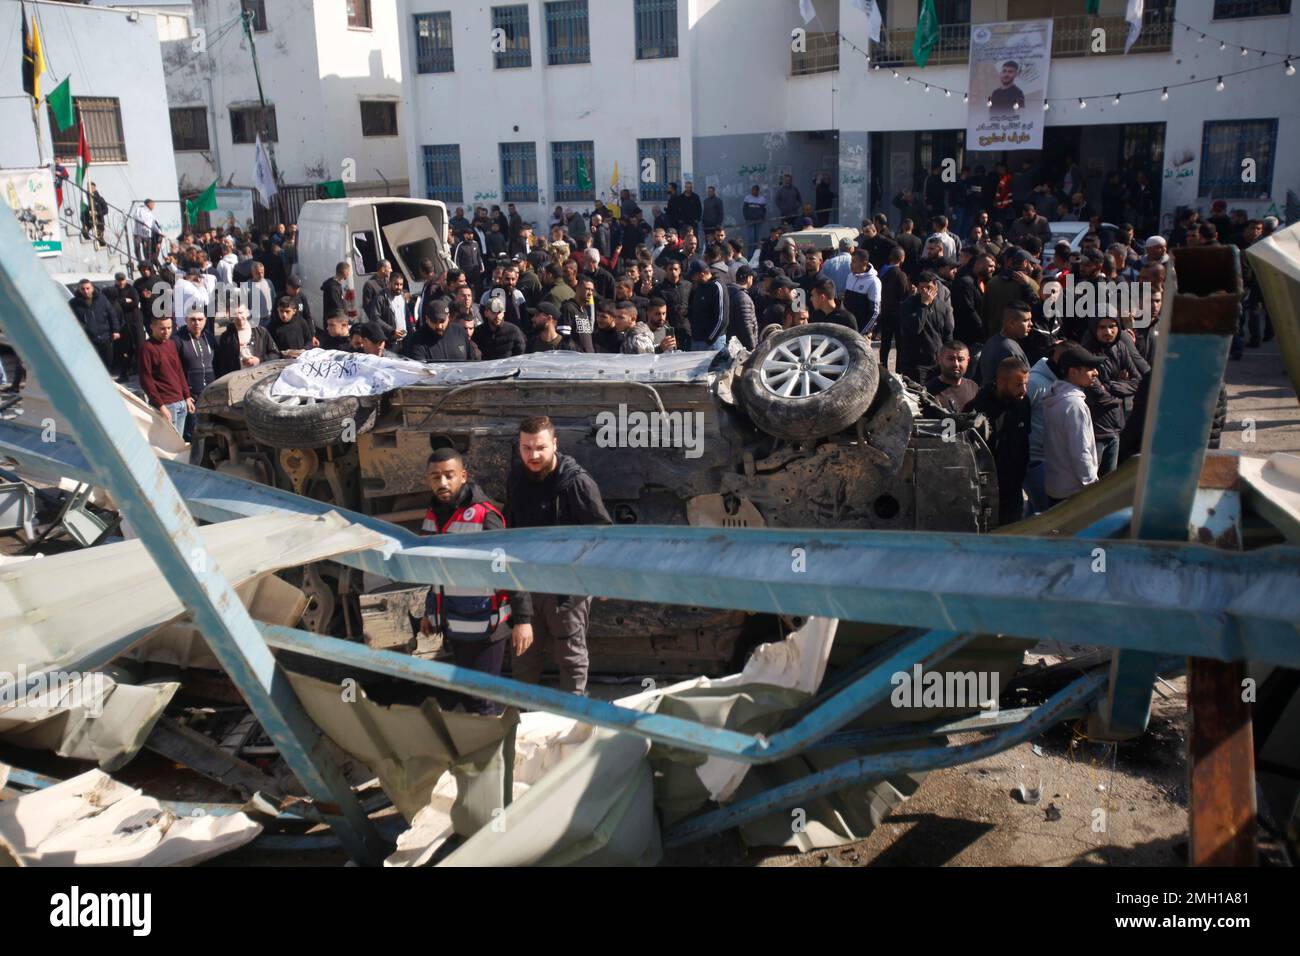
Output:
[799,0,816,26]
[850,0,883,42]
[253,134,277,206]
[1124,0,1144,54]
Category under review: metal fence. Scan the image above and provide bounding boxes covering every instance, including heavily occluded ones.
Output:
[791,31,840,76]
[874,10,1173,67]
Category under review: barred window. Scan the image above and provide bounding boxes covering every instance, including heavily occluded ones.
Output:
[1213,0,1289,18]
[500,142,538,203]
[545,0,590,66]
[637,138,681,202]
[414,12,454,73]
[423,145,463,204]
[552,140,595,202]
[170,107,210,152]
[51,97,127,163]
[492,4,532,69]
[360,101,398,137]
[1199,119,1278,200]
[635,0,678,60]
[230,105,277,144]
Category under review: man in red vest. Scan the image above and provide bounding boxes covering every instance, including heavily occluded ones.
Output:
[419,448,517,715]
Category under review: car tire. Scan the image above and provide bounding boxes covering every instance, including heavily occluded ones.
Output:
[244,374,375,449]
[1208,383,1228,450]
[737,323,878,441]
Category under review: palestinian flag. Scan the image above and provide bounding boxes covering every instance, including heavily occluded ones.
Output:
[75,121,90,213]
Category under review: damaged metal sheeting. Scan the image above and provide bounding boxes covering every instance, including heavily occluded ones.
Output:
[0,674,178,772]
[0,763,261,866]
[285,671,518,826]
[0,512,387,680]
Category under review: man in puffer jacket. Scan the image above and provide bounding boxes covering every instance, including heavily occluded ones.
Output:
[1082,311,1148,476]
[68,279,121,370]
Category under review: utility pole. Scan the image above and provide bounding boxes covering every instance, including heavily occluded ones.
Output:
[242,9,280,187]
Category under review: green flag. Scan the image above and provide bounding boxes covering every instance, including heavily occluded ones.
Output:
[913,0,939,68]
[48,77,74,132]
[576,154,592,193]
[185,179,218,224]
[1086,0,1100,13]
[321,179,347,199]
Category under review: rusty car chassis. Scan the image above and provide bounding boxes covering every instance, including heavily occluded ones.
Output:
[193,327,997,675]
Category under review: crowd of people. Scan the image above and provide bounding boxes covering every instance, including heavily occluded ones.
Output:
[51,170,1281,525]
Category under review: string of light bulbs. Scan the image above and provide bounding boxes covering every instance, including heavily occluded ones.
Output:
[836,31,1296,110]
[1172,17,1297,61]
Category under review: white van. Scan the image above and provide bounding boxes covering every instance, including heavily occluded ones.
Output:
[296,198,452,326]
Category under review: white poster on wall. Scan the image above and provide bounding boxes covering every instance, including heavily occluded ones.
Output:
[966,19,1054,153]
[3,168,61,257]
[212,188,256,230]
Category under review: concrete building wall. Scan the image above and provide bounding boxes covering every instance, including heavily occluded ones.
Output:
[401,0,693,226]
[165,0,409,199]
[0,0,182,273]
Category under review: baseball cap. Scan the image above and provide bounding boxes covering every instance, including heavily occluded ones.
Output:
[735,264,755,281]
[771,275,796,290]
[114,272,127,281]
[1081,248,1104,263]
[801,217,815,228]
[1058,346,1106,374]
[425,299,450,322]
[685,260,709,279]
[537,302,560,319]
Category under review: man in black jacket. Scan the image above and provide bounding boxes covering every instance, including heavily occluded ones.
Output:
[1082,310,1148,476]
[686,259,728,350]
[105,272,144,381]
[69,279,120,371]
[362,261,393,325]
[506,416,612,695]
[321,261,350,321]
[951,250,994,349]
[214,306,281,379]
[809,278,857,330]
[403,299,475,363]
[896,271,954,383]
[268,296,318,357]
[964,356,1031,526]
[174,309,216,442]
[472,297,527,359]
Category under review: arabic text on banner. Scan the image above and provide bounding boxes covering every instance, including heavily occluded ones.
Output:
[966,20,1054,153]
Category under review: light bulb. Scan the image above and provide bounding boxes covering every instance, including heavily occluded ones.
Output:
[1079,97,1087,109]
[905,76,912,84]
[986,97,993,107]
[1013,101,1020,110]
[1219,40,1226,50]
[1198,33,1205,42]
[923,83,930,92]
[892,69,899,78]
[1043,100,1051,111]
[1287,59,1296,76]
[1160,87,1169,100]
[1113,94,1121,105]
[1241,47,1249,56]
[945,88,951,97]
[962,93,968,103]
[1216,76,1225,91]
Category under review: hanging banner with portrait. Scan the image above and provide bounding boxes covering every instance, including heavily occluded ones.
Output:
[966,19,1054,152]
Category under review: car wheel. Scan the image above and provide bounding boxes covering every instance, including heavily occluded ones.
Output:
[737,323,878,441]
[244,374,375,449]
[1208,383,1228,450]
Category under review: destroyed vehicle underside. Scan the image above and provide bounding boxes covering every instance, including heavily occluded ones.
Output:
[193,332,998,675]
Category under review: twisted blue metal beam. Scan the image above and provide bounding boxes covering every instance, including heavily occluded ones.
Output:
[663,670,1111,848]
[1,424,1298,665]
[0,214,386,866]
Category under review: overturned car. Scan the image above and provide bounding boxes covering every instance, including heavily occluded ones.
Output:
[193,324,997,675]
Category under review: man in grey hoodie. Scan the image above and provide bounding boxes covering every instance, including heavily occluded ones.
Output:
[1043,346,1107,505]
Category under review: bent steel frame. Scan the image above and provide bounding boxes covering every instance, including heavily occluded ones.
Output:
[0,210,1288,861]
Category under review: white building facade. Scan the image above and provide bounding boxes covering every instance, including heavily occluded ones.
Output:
[0,0,183,276]
[398,0,1298,235]
[163,0,410,216]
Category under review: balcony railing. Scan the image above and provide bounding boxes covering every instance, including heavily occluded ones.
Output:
[873,10,1173,68]
[791,30,840,76]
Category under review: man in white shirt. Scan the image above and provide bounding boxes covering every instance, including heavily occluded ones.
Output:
[133,199,158,265]
[216,237,239,286]
[927,214,959,263]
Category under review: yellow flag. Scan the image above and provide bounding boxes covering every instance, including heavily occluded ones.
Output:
[611,161,619,190]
